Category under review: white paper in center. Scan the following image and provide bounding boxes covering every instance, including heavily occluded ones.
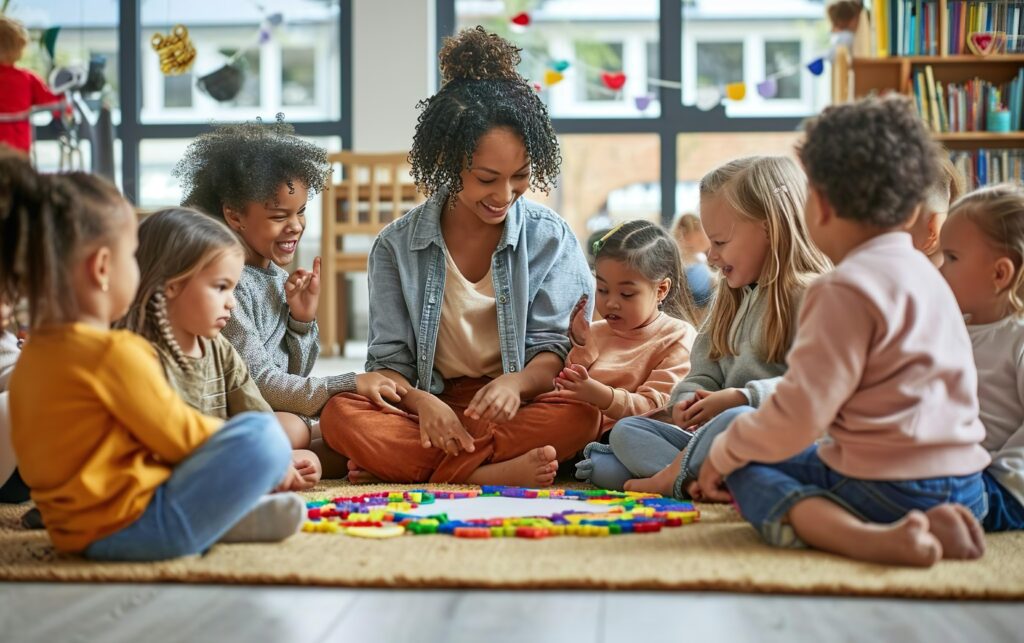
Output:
[401,496,608,522]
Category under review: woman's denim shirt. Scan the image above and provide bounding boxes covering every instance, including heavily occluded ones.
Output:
[365,191,594,394]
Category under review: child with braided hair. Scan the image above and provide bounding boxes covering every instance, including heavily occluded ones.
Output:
[118,207,321,491]
[0,150,304,561]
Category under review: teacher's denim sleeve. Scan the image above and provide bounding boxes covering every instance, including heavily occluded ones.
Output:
[365,235,418,384]
[523,216,595,364]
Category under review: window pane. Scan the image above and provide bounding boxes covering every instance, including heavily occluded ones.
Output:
[455,0,660,118]
[696,42,743,91]
[765,41,801,100]
[282,48,317,107]
[575,41,623,102]
[681,1,830,118]
[140,0,341,123]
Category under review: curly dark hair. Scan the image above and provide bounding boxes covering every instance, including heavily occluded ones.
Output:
[172,114,330,220]
[409,26,561,199]
[797,95,940,227]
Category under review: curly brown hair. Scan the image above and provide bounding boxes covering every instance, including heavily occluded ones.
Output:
[172,114,330,221]
[798,95,940,228]
[409,26,561,199]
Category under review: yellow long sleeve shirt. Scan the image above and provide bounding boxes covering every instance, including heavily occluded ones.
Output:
[9,324,222,552]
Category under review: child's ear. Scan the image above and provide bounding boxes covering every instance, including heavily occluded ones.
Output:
[810,185,832,226]
[994,256,1018,292]
[921,211,944,255]
[87,246,112,292]
[657,277,672,302]
[222,205,244,233]
[164,279,184,300]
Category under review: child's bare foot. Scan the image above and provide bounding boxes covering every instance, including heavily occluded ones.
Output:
[862,511,943,567]
[925,504,985,560]
[623,464,675,496]
[466,446,559,487]
[346,460,382,484]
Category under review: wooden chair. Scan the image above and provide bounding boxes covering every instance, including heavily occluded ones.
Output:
[319,151,423,356]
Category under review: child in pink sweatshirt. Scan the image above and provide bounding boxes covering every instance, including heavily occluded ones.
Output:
[693,96,990,567]
[539,220,697,438]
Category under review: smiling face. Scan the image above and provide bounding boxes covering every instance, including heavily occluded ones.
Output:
[223,181,308,268]
[165,247,245,341]
[453,127,531,226]
[700,192,770,288]
[594,257,669,331]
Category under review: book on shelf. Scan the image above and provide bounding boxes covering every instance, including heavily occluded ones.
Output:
[871,1,1024,56]
[911,65,1024,132]
[950,148,1024,187]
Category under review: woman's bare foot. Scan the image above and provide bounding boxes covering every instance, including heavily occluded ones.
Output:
[925,504,986,560]
[466,446,559,487]
[624,464,675,496]
[346,460,382,484]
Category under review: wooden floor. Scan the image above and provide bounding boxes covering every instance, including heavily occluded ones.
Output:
[0,583,1021,642]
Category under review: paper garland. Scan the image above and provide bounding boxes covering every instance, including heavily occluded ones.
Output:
[512,10,830,112]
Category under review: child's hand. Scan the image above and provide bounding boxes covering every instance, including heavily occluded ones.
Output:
[681,388,747,428]
[686,480,703,500]
[465,373,523,423]
[696,459,731,503]
[285,256,321,323]
[355,372,409,416]
[275,465,316,492]
[549,364,613,409]
[569,294,591,346]
[418,395,475,455]
[671,396,700,428]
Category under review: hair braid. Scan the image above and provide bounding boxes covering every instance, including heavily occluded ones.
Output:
[150,290,191,373]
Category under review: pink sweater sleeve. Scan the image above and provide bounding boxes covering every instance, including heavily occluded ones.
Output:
[708,283,873,476]
[604,342,693,419]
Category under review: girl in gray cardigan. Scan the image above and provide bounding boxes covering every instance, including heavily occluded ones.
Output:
[576,155,830,496]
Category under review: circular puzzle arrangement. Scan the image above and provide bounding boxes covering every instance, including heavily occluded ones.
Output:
[303,485,699,539]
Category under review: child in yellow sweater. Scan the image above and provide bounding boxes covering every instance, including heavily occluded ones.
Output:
[0,151,302,560]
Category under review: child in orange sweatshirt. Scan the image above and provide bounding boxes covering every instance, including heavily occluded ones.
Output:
[550,221,698,484]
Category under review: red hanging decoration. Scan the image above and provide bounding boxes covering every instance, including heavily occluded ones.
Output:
[510,12,531,27]
[600,72,626,91]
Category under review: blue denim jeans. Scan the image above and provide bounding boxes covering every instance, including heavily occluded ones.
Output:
[726,444,988,548]
[982,471,1024,532]
[85,412,290,561]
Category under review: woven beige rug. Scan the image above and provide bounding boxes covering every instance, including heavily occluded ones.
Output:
[1,481,1022,599]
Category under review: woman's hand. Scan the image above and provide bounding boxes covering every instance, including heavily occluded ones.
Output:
[417,394,476,455]
[465,374,524,424]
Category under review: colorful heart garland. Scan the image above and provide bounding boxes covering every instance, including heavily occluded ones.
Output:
[601,71,627,91]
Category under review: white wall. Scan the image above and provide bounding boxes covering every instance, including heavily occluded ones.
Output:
[351,0,436,152]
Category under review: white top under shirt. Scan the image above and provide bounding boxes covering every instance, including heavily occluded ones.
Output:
[969,315,1024,506]
[432,250,504,380]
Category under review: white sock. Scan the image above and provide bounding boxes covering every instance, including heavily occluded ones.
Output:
[219,493,305,544]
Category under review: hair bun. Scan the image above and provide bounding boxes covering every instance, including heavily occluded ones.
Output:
[439,26,523,85]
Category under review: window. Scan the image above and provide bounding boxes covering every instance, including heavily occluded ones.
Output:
[575,42,624,103]
[645,40,660,96]
[696,41,743,92]
[282,48,317,107]
[141,0,342,123]
[765,41,801,100]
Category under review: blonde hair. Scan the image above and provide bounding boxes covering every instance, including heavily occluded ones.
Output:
[673,212,703,237]
[948,183,1024,317]
[699,156,831,362]
[117,208,243,371]
[0,16,28,65]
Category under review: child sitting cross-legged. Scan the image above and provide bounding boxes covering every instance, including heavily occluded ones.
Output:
[692,96,990,567]
[1,151,303,561]
[118,207,321,491]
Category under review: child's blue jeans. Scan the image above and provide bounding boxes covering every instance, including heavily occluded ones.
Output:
[982,471,1024,532]
[85,412,290,561]
[726,444,988,548]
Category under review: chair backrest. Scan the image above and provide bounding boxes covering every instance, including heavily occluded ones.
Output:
[322,151,422,243]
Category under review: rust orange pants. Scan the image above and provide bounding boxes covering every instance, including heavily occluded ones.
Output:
[319,378,602,483]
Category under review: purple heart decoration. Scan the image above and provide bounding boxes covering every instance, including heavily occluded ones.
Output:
[635,94,654,111]
[756,78,778,99]
[806,57,825,76]
[258,28,271,45]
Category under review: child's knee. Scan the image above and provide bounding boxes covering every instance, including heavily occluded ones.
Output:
[607,417,653,454]
[225,412,292,474]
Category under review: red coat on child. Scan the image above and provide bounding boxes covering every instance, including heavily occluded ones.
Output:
[0,64,61,152]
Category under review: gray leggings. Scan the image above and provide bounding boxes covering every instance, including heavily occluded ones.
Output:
[574,417,692,491]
